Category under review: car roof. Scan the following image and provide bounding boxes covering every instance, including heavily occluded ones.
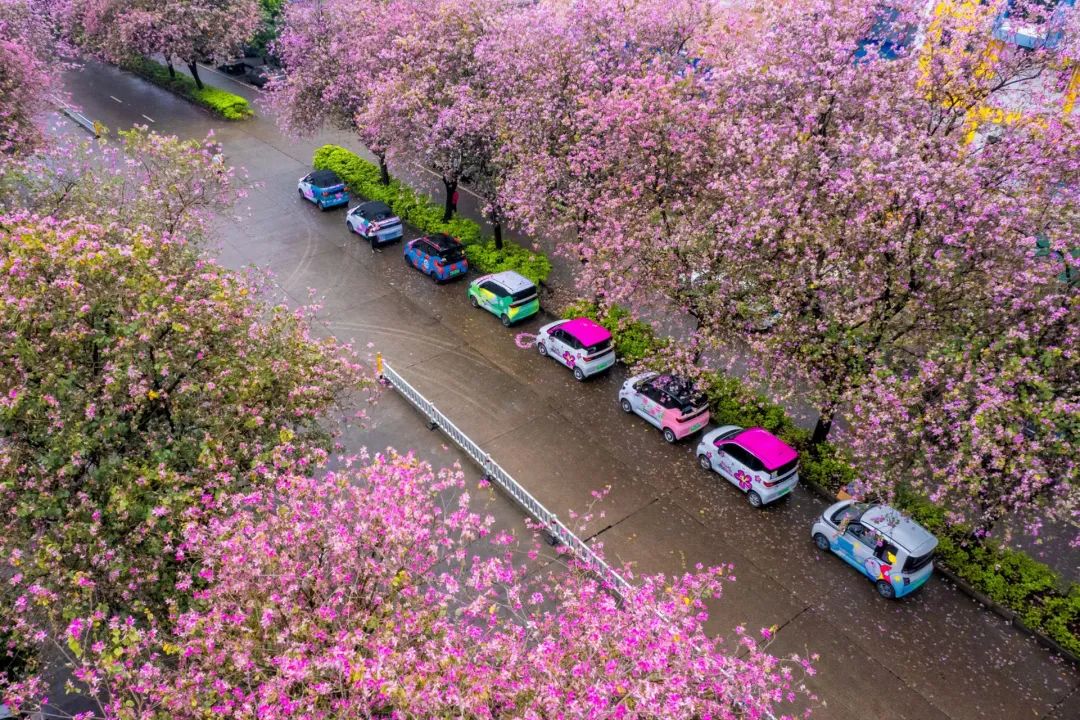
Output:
[423,233,463,251]
[649,373,700,402]
[487,270,535,292]
[560,317,611,345]
[861,505,938,555]
[730,427,798,470]
[357,200,392,214]
[308,169,343,187]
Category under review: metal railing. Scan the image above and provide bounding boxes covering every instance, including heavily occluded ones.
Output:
[379,355,633,598]
[51,94,99,137]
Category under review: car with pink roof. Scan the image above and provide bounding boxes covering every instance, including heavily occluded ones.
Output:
[618,372,710,443]
[696,425,799,507]
[536,317,615,381]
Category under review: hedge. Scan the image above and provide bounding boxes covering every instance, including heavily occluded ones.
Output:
[312,145,552,285]
[123,57,253,120]
[565,297,1080,657]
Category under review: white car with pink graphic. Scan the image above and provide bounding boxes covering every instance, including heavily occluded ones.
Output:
[536,317,615,381]
[696,426,799,507]
[619,372,710,443]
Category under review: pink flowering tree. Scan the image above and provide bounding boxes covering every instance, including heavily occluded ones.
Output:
[60,0,261,87]
[3,126,247,245]
[12,451,814,719]
[0,0,63,157]
[0,214,376,644]
[270,0,409,185]
[521,0,1078,448]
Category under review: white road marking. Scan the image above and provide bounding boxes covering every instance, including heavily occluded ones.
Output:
[109,95,122,103]
[141,114,155,123]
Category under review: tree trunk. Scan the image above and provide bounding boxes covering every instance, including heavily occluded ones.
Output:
[188,61,204,90]
[811,406,835,445]
[442,177,458,222]
[166,59,176,79]
[377,154,390,185]
[491,210,503,250]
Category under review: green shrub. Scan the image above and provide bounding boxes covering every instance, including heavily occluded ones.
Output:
[122,57,253,120]
[465,241,552,286]
[897,489,1080,655]
[313,145,546,281]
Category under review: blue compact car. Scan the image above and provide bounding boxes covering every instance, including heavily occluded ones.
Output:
[404,234,469,283]
[812,500,938,599]
[297,169,349,210]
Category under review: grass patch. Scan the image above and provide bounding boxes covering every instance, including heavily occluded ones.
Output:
[123,57,253,120]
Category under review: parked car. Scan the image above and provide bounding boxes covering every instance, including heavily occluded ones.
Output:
[247,64,285,88]
[811,500,938,599]
[467,271,540,326]
[536,317,615,381]
[347,200,403,247]
[696,426,798,507]
[618,372,710,443]
[404,233,469,282]
[297,169,349,210]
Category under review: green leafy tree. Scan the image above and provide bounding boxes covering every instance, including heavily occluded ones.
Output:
[0,214,375,636]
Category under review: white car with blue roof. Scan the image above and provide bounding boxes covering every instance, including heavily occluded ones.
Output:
[812,500,938,599]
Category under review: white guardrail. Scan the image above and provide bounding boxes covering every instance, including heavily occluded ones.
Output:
[379,356,634,598]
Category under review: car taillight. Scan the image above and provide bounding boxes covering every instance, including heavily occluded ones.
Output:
[763,476,782,488]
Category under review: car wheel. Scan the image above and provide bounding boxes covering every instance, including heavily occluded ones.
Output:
[747,490,763,508]
[537,341,548,357]
[573,367,585,382]
[500,314,511,327]
[813,533,830,551]
[470,295,479,308]
[698,454,711,471]
[620,398,633,413]
[662,428,677,444]
[875,580,896,600]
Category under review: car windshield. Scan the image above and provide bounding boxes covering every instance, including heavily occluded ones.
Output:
[584,339,612,355]
[510,287,536,302]
[439,248,465,262]
[654,375,704,407]
[371,209,397,222]
[773,457,798,476]
[832,502,869,526]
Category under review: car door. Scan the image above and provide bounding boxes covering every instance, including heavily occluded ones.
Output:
[836,523,876,575]
[352,207,369,235]
[547,328,571,366]
[635,383,665,428]
[299,175,314,200]
[417,242,435,273]
[478,281,502,313]
[712,442,739,483]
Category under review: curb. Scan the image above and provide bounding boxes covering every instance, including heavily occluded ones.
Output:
[800,476,1080,668]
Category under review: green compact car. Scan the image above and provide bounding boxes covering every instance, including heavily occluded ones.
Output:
[467,270,540,326]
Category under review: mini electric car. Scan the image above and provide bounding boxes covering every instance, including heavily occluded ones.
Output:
[811,500,938,599]
[696,426,799,507]
[404,233,468,282]
[297,169,349,210]
[347,200,403,246]
[619,372,710,443]
[467,271,540,326]
[536,317,615,381]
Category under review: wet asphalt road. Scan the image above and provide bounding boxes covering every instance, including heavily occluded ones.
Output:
[56,59,1080,720]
